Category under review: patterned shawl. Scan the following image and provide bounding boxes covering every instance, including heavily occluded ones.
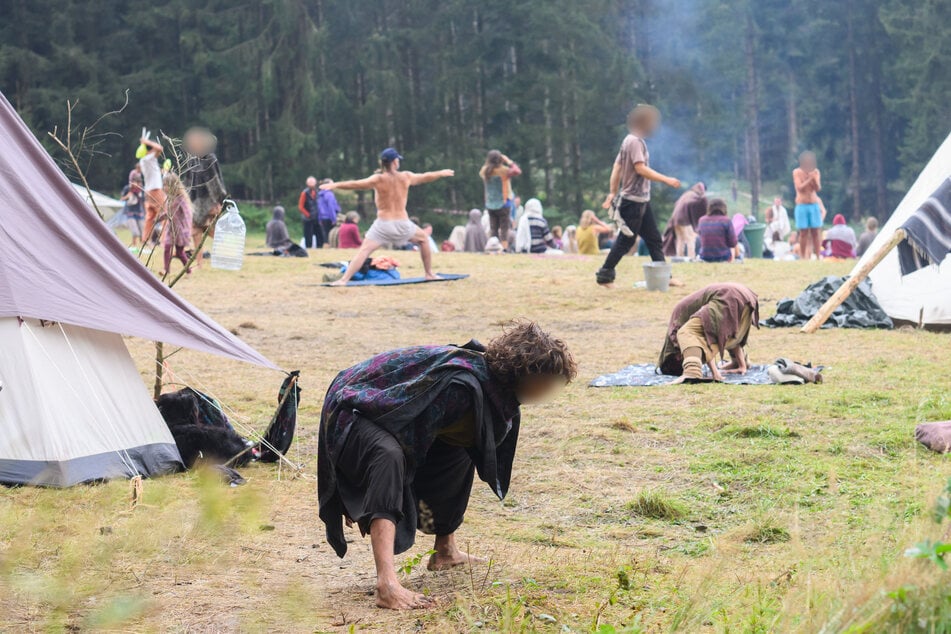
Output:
[318,343,520,557]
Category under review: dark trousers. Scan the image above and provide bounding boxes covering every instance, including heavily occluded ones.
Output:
[335,422,475,554]
[597,199,665,284]
[302,218,321,248]
[319,219,335,246]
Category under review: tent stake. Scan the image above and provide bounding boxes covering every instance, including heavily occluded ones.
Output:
[800,228,906,333]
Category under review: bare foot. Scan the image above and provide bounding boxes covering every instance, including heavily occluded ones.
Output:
[329,279,349,287]
[669,277,685,287]
[375,580,434,610]
[424,273,442,281]
[427,551,486,571]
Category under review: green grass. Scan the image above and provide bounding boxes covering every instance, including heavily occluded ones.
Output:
[626,491,689,521]
[2,250,951,632]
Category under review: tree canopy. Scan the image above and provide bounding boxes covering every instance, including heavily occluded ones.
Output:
[2,0,947,222]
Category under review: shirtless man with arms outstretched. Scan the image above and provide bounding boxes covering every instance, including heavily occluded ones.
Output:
[321,148,454,286]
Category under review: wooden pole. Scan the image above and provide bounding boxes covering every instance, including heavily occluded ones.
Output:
[800,229,905,333]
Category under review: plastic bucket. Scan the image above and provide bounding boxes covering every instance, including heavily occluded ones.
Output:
[642,262,672,292]
[743,222,767,258]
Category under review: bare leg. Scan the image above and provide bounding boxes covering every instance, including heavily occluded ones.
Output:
[370,519,434,610]
[427,533,486,571]
[411,230,439,280]
[684,226,697,260]
[800,229,812,259]
[810,228,822,259]
[330,238,382,286]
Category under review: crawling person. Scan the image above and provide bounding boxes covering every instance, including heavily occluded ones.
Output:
[320,148,454,286]
[317,321,576,610]
[658,283,760,383]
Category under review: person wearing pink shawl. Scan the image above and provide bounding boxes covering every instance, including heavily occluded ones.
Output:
[160,172,194,277]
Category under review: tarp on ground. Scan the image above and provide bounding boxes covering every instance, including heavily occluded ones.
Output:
[762,275,893,329]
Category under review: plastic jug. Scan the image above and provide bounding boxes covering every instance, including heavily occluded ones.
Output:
[211,199,246,271]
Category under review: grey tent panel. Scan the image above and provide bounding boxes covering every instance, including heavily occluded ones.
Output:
[0,442,182,487]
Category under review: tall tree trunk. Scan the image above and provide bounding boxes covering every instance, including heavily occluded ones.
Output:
[847,0,862,220]
[871,64,888,217]
[543,84,554,202]
[744,11,762,217]
[786,72,799,160]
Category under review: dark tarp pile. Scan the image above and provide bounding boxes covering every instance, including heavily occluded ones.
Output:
[762,275,893,329]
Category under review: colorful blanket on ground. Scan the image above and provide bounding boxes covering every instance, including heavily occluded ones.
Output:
[317,344,520,557]
[590,363,772,387]
[898,177,951,275]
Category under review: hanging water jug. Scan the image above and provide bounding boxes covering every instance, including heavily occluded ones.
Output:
[211,199,246,271]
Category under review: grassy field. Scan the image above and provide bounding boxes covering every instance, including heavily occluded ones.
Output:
[2,242,950,633]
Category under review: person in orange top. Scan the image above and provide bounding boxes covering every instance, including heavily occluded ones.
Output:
[792,151,822,259]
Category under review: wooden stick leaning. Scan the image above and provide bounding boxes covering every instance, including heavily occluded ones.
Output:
[800,228,906,334]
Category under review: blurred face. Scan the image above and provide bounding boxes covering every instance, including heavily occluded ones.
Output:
[306,177,317,189]
[516,374,567,405]
[800,154,816,170]
[773,197,782,206]
[183,128,215,156]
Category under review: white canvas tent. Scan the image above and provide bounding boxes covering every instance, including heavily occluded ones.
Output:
[71,182,124,219]
[0,91,277,486]
[854,132,951,326]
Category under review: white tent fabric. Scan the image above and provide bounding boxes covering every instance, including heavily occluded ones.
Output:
[71,182,124,219]
[0,318,182,485]
[854,132,951,326]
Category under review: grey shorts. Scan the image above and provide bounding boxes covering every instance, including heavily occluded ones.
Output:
[365,219,420,247]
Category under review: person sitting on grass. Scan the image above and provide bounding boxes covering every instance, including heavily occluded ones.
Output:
[697,199,737,262]
[338,211,363,248]
[266,205,294,254]
[576,210,614,255]
[658,283,760,383]
[318,321,576,610]
[463,208,488,253]
[856,216,879,257]
[320,148,453,286]
[822,214,858,259]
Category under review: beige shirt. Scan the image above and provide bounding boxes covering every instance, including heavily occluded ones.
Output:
[616,134,650,202]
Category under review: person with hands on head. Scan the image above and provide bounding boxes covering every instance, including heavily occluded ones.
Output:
[595,104,683,288]
[321,148,454,286]
[138,136,165,246]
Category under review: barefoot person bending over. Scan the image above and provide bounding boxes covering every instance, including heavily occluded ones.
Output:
[321,148,454,286]
[658,283,760,384]
[317,322,576,609]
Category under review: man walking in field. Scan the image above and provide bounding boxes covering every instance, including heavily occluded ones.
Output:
[596,104,683,288]
[321,148,454,286]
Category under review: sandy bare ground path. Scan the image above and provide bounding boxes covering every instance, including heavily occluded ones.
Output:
[2,248,950,632]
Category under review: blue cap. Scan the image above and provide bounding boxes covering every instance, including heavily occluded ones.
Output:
[380,147,403,162]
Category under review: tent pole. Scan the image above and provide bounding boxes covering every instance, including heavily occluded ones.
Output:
[800,228,906,333]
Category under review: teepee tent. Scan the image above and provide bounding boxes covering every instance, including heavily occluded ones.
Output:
[0,91,277,486]
[855,133,951,326]
[802,133,951,333]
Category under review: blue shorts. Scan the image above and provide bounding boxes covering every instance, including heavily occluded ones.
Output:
[795,203,822,230]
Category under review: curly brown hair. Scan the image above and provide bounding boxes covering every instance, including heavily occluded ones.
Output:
[484,321,577,387]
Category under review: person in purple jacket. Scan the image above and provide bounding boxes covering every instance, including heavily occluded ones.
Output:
[318,179,342,246]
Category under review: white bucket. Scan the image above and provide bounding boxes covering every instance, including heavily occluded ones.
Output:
[642,262,672,292]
